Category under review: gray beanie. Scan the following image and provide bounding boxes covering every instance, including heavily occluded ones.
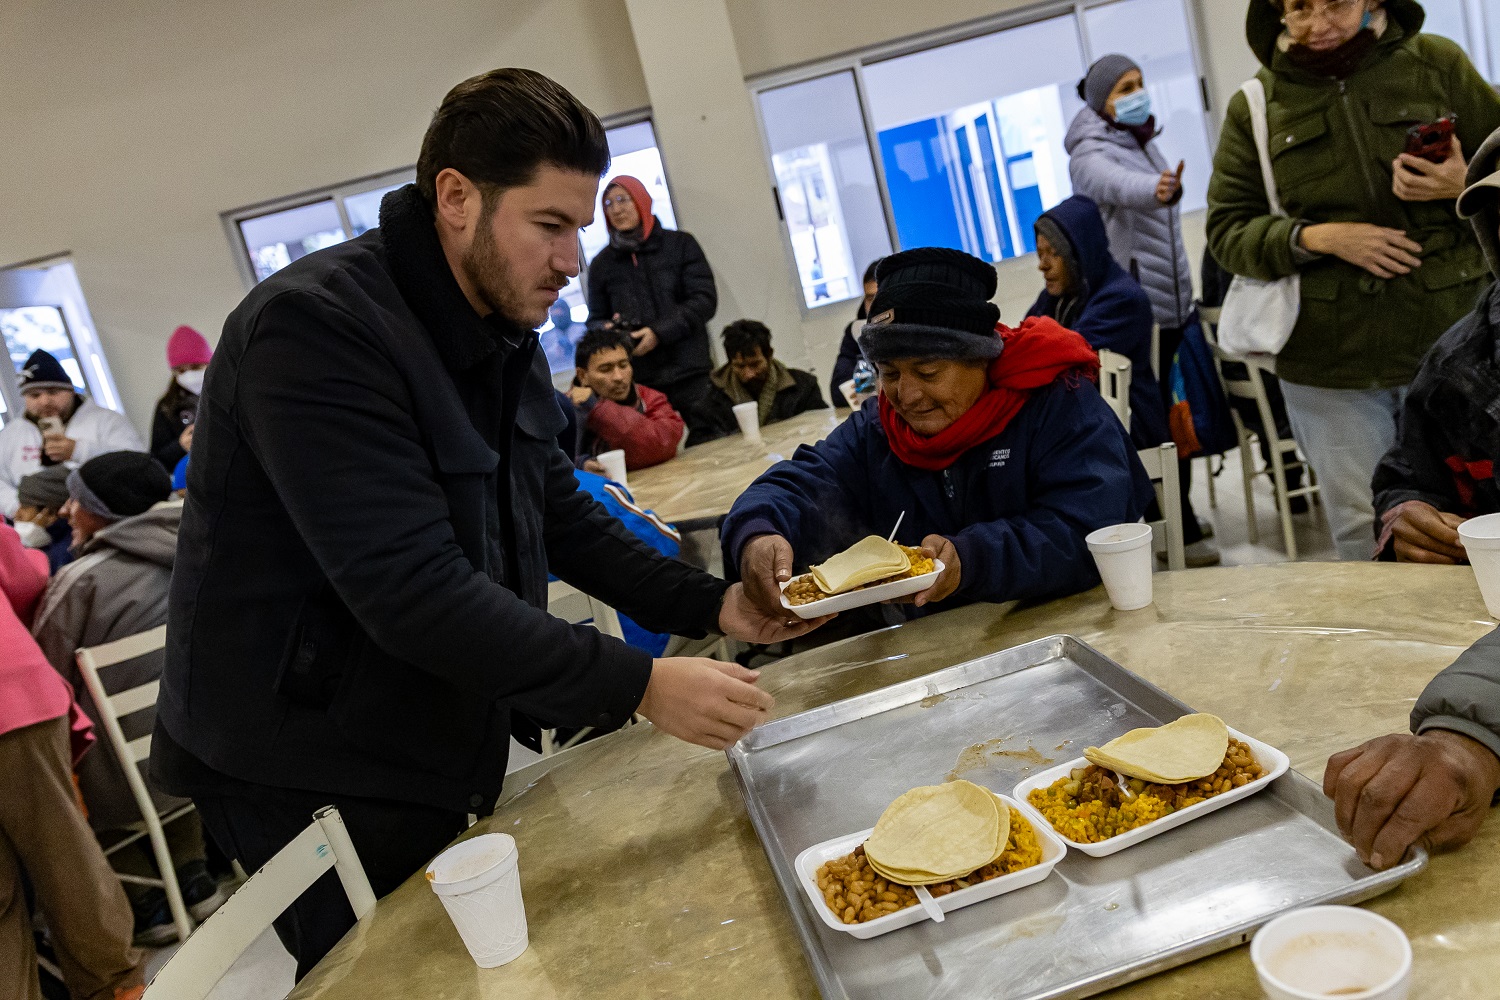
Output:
[1078,55,1141,115]
[1458,126,1500,280]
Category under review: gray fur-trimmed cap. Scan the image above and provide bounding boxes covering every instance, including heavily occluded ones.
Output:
[1459,125,1500,280]
[859,248,1002,365]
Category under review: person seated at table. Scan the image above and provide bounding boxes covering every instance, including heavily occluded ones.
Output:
[568,327,685,472]
[1325,627,1500,870]
[11,465,74,574]
[830,259,882,407]
[700,319,826,439]
[1371,128,1500,563]
[1028,194,1219,568]
[723,247,1153,619]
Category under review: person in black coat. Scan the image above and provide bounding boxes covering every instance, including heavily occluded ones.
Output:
[829,258,882,408]
[586,174,718,438]
[700,320,826,441]
[150,325,212,472]
[150,69,823,979]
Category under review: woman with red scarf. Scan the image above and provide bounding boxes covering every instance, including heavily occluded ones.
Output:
[723,248,1153,622]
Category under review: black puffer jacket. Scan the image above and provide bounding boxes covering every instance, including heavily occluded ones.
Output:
[155,185,726,815]
[586,224,718,389]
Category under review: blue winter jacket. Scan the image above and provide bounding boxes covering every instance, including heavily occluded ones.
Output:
[721,379,1154,614]
[1028,195,1171,452]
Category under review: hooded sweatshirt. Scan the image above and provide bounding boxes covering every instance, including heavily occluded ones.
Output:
[32,500,185,829]
[586,176,719,391]
[1027,195,1171,451]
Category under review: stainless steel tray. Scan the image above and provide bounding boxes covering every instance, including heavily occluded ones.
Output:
[727,634,1426,1000]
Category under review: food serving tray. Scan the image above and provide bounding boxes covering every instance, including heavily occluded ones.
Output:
[780,560,944,619]
[726,634,1426,1000]
[1012,727,1291,858]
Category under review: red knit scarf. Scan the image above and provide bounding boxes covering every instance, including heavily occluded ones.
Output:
[879,317,1099,471]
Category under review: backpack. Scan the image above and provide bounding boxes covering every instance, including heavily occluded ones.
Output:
[1167,318,1238,459]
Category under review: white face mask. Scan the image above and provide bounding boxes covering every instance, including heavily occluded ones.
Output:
[14,520,51,549]
[175,369,205,395]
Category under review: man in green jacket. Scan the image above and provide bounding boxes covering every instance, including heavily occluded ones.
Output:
[1207,0,1500,560]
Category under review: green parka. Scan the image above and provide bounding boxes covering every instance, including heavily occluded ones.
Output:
[1206,0,1500,389]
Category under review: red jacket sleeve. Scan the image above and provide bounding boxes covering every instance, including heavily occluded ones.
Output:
[586,386,685,470]
[0,525,50,627]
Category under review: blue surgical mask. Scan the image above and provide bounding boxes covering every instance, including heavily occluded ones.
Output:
[1113,89,1153,127]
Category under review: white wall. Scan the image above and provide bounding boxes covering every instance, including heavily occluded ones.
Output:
[0,0,1251,428]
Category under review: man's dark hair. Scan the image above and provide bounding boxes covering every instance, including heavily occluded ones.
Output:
[575,327,634,370]
[722,319,774,360]
[416,68,611,207]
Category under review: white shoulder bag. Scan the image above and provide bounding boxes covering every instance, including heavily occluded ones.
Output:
[1216,77,1301,359]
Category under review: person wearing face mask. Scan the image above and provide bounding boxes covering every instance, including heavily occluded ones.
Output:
[1208,0,1500,561]
[830,258,883,408]
[150,326,212,473]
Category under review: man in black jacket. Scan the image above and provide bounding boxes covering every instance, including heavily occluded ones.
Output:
[586,174,719,442]
[700,319,826,440]
[151,68,824,977]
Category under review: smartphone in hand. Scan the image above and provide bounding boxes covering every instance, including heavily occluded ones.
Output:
[1404,116,1456,165]
[37,416,64,437]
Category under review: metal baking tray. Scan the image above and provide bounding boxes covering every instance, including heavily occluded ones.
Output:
[727,634,1426,1000]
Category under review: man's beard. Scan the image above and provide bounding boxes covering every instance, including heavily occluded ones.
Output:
[461,210,567,330]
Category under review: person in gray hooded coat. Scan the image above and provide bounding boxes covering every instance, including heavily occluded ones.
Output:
[31,452,225,945]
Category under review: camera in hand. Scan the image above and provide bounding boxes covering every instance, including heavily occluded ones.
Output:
[1404,116,1456,165]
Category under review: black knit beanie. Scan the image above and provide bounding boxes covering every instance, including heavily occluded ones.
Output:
[859,248,1002,365]
[68,452,171,521]
[19,350,74,393]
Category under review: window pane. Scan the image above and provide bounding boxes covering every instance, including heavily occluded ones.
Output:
[1082,0,1214,213]
[343,183,405,237]
[862,16,1085,261]
[238,200,348,282]
[757,71,893,307]
[1,306,86,391]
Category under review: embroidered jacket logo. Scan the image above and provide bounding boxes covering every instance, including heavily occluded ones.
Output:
[988,448,1011,469]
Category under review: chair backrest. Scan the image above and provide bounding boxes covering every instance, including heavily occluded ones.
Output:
[546,579,624,640]
[143,806,375,1000]
[1199,315,1283,446]
[75,625,168,804]
[1150,323,1162,379]
[1136,442,1186,571]
[1096,349,1132,430]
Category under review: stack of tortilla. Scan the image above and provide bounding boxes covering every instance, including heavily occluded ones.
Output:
[864,780,1008,885]
[811,536,911,596]
[1083,713,1229,783]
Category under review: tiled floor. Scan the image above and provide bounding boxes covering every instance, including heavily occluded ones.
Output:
[142,444,1342,999]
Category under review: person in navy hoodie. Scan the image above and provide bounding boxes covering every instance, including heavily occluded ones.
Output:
[1028,195,1218,567]
[724,247,1152,622]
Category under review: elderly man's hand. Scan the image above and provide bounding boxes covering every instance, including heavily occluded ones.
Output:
[1324,730,1500,870]
[43,436,76,463]
[889,534,961,608]
[718,582,833,644]
[740,534,795,617]
[1389,501,1467,564]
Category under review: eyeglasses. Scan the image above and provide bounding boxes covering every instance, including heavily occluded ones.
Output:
[602,196,635,209]
[1282,0,1362,28]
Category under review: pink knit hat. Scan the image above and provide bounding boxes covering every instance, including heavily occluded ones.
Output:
[167,325,212,368]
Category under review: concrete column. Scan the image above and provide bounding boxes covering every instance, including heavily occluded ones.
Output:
[622,0,811,368]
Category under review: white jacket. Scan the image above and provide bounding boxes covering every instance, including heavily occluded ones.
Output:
[0,399,145,515]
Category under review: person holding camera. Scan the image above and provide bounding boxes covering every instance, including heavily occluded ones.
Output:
[1207,0,1500,560]
[586,175,719,444]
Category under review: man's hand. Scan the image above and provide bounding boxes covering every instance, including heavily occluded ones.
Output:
[1390,501,1467,564]
[43,436,76,463]
[888,534,961,608]
[740,534,795,618]
[1155,160,1184,205]
[567,384,593,406]
[178,424,195,452]
[1324,730,1500,870]
[636,657,775,750]
[1392,137,1468,203]
[631,327,659,356]
[1300,223,1423,279]
[582,458,606,474]
[719,581,833,644]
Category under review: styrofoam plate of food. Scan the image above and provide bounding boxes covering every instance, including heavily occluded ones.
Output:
[1011,727,1290,858]
[779,559,943,619]
[792,793,1066,940]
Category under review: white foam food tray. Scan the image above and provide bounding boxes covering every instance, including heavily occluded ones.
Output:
[791,792,1067,940]
[1010,727,1291,858]
[779,560,943,620]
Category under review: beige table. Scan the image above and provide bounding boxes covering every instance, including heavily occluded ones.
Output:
[625,408,845,524]
[291,563,1500,999]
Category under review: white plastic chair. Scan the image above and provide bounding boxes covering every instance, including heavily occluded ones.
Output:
[1096,349,1132,431]
[543,580,627,755]
[1200,307,1321,559]
[1138,442,1186,571]
[75,625,194,944]
[142,806,374,1000]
